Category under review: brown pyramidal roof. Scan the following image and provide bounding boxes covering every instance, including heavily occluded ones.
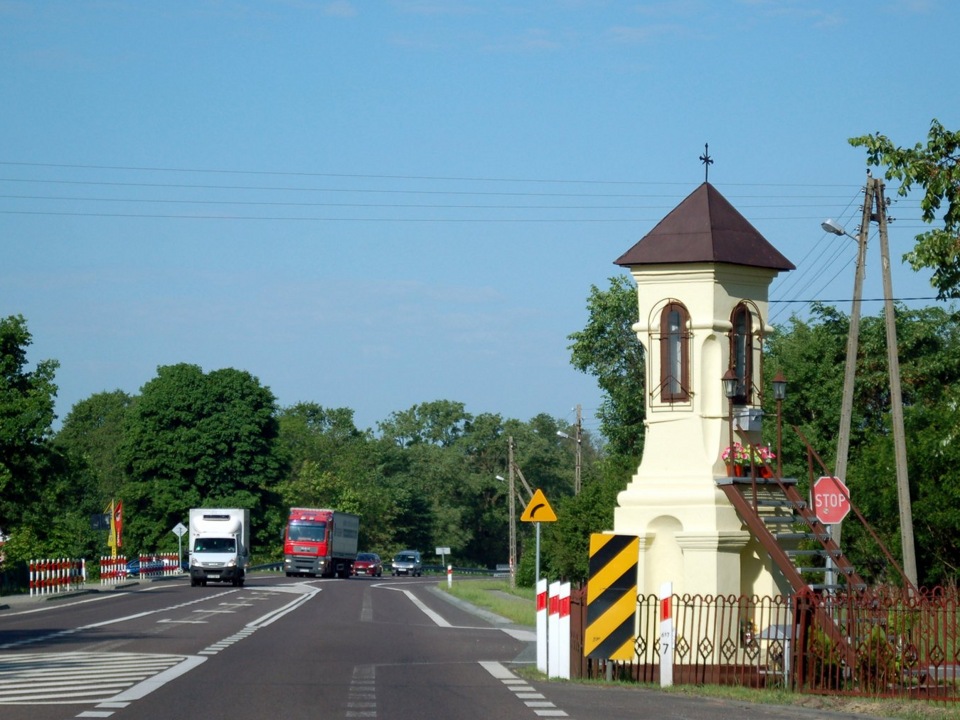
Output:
[614,182,795,271]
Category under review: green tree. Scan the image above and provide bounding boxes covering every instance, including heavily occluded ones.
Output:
[119,364,286,557]
[276,403,412,555]
[538,455,631,585]
[568,275,645,459]
[0,315,59,539]
[850,119,960,298]
[55,390,132,505]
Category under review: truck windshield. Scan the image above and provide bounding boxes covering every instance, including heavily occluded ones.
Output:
[194,538,236,553]
[288,522,326,542]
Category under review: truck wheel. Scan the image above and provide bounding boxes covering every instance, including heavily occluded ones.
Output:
[190,578,198,587]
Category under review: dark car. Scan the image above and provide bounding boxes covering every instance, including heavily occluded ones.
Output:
[353,552,383,577]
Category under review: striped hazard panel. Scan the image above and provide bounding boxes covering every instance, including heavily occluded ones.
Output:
[584,533,638,661]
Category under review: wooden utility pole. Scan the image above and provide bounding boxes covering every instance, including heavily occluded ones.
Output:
[574,404,582,495]
[508,436,517,588]
[876,179,918,587]
[829,174,917,588]
[833,181,873,505]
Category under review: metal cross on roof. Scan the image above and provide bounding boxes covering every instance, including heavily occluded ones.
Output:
[699,143,713,182]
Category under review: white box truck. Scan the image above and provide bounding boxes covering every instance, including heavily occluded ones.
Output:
[189,508,250,587]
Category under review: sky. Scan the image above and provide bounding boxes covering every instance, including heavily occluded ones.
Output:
[2,0,957,437]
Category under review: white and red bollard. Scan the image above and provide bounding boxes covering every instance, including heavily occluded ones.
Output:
[558,582,571,679]
[447,564,453,588]
[536,578,548,673]
[548,581,560,678]
[659,581,675,687]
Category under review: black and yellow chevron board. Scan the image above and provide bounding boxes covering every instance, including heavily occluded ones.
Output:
[584,533,639,661]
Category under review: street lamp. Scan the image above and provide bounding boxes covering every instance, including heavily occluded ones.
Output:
[821,218,855,239]
[772,371,787,478]
[722,368,738,477]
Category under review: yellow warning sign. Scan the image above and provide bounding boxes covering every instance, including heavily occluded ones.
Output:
[520,488,557,523]
[584,533,639,661]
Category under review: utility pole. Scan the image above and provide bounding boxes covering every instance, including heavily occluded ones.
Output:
[574,404,582,495]
[508,436,517,588]
[826,174,917,589]
[876,179,918,588]
[833,180,873,506]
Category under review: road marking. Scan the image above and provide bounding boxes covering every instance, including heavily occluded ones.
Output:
[0,652,201,706]
[345,664,376,718]
[401,590,452,627]
[479,661,568,718]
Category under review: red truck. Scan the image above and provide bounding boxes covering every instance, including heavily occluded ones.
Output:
[282,508,360,578]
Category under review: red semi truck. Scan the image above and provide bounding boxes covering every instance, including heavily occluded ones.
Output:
[282,508,360,578]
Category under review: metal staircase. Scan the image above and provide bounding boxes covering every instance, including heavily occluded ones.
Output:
[716,473,867,594]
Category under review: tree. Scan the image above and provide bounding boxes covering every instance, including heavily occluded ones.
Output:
[119,364,286,556]
[568,275,646,458]
[0,315,59,536]
[55,390,132,504]
[850,119,960,298]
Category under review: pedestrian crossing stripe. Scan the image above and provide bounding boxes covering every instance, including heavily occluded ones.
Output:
[0,652,197,705]
[584,533,638,661]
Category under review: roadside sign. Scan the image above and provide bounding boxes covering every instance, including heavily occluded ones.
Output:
[521,489,557,523]
[813,476,851,524]
[435,546,451,555]
[172,522,188,538]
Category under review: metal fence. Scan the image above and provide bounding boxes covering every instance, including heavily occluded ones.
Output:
[571,585,960,702]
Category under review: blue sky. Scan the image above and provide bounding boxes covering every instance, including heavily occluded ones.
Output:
[2,0,957,436]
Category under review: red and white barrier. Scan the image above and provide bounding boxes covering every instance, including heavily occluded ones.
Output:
[138,554,179,577]
[99,555,127,585]
[548,581,560,678]
[536,578,572,680]
[536,578,548,673]
[558,582,571,680]
[28,558,85,596]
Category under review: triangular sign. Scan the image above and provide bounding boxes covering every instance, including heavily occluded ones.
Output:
[520,488,557,523]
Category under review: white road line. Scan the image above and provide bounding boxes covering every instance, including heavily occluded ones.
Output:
[479,661,569,718]
[401,590,452,627]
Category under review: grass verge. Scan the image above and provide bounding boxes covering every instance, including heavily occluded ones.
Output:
[437,577,535,625]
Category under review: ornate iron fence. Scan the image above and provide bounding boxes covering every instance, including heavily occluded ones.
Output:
[571,585,960,702]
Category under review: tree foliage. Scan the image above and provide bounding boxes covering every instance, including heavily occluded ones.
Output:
[119,364,286,555]
[568,275,645,459]
[850,119,960,298]
[0,315,59,540]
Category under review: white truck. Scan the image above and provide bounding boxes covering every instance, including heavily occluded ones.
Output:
[189,508,250,587]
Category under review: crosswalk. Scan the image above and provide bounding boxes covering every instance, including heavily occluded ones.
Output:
[0,651,197,705]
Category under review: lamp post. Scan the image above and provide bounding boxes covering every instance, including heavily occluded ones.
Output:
[722,368,739,477]
[772,371,787,479]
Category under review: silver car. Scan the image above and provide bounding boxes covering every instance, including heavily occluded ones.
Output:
[392,550,422,577]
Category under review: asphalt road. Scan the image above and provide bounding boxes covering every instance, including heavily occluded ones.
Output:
[0,575,889,720]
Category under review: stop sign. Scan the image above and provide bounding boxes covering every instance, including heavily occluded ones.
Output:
[813,476,851,524]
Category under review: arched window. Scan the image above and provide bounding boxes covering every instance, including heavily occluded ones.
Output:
[729,303,753,405]
[659,302,690,403]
